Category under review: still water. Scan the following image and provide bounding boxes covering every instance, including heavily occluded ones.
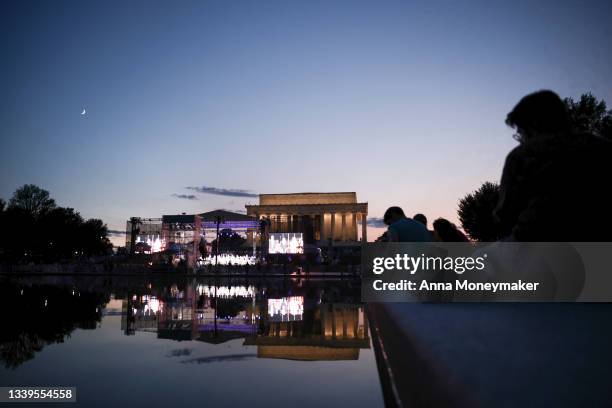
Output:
[0,275,384,407]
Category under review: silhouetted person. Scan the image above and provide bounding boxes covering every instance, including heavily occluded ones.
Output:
[433,218,469,242]
[413,213,437,241]
[383,207,431,242]
[496,90,612,241]
[413,213,427,226]
[375,231,389,242]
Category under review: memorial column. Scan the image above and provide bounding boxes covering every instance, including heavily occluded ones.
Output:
[361,213,367,244]
[320,213,325,242]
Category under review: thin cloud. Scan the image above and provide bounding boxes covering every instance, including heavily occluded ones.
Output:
[186,186,258,198]
[367,217,386,228]
[220,208,247,214]
[180,353,256,364]
[167,348,193,358]
[172,193,198,200]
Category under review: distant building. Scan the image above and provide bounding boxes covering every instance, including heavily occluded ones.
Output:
[245,192,368,247]
[125,210,258,266]
[124,192,368,264]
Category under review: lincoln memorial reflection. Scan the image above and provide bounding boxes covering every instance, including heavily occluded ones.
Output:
[121,280,370,361]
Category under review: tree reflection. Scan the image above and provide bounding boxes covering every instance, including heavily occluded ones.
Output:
[0,282,109,369]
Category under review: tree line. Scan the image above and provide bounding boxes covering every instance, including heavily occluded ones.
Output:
[0,185,112,263]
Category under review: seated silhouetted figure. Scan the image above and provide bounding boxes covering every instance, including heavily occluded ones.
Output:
[413,213,437,241]
[432,218,469,242]
[495,90,612,241]
[413,213,427,226]
[383,207,431,242]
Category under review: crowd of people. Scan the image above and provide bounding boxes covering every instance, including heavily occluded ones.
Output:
[375,208,469,242]
[377,90,612,243]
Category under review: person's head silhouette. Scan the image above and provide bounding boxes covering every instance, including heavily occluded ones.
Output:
[413,213,427,227]
[383,206,405,226]
[506,90,570,143]
[433,218,469,242]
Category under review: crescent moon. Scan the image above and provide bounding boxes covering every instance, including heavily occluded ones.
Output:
[81,109,86,115]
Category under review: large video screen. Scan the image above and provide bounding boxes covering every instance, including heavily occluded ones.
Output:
[268,296,304,322]
[268,232,304,254]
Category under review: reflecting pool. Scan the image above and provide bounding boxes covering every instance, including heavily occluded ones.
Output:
[0,275,384,407]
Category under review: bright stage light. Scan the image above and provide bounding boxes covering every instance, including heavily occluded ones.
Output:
[197,285,256,298]
[268,296,304,321]
[199,254,257,266]
[268,233,304,254]
[135,235,164,253]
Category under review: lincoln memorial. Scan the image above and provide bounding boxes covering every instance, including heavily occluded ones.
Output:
[245,192,368,247]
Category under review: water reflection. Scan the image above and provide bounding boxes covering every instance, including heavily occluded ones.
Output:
[0,282,108,369]
[0,275,383,407]
[121,278,369,361]
[0,276,370,368]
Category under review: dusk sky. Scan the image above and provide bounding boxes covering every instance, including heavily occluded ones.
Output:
[1,0,611,245]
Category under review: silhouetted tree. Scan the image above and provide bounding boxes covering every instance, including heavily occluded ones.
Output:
[458,182,502,241]
[8,184,56,219]
[79,218,113,256]
[211,229,246,254]
[0,200,6,259]
[38,207,84,260]
[213,297,246,319]
[0,185,112,263]
[0,206,35,262]
[564,93,612,139]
